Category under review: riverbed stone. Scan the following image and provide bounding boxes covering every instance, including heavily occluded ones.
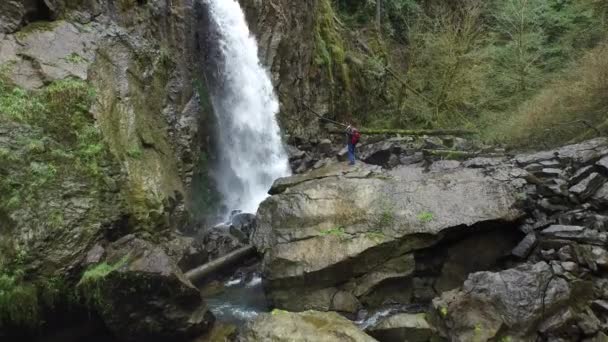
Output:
[239,310,377,342]
[366,313,434,342]
[432,262,571,341]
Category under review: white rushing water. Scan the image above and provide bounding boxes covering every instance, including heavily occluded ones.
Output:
[205,0,290,214]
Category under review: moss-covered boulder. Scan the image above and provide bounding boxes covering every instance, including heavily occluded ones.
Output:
[0,78,124,276]
[78,235,214,341]
[240,310,377,342]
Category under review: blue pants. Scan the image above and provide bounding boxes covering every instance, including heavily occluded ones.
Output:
[347,143,356,164]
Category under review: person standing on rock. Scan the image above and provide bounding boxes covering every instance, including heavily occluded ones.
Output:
[346,125,361,165]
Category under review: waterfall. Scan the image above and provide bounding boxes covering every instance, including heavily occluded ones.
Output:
[204,0,291,215]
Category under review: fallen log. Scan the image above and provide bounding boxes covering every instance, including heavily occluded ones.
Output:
[185,245,256,283]
[329,128,478,136]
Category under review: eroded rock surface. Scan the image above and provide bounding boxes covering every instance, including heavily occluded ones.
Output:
[239,310,377,342]
[254,162,524,311]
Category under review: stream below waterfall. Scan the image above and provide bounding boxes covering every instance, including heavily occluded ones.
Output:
[205,273,267,325]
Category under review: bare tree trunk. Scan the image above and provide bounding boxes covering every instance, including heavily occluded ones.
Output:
[185,245,256,282]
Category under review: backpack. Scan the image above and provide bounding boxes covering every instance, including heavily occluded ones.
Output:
[351,129,361,145]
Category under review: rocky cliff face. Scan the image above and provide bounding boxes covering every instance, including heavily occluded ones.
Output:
[0,0,216,338]
[0,0,211,268]
[238,0,323,138]
[254,138,608,341]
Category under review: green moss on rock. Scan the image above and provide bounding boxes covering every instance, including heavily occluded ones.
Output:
[0,273,39,328]
[77,256,130,310]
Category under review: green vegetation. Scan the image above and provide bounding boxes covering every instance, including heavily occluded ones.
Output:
[127,146,143,159]
[417,211,434,223]
[314,0,352,118]
[0,270,70,329]
[64,53,88,64]
[271,308,289,315]
[439,306,448,318]
[0,273,39,328]
[378,207,395,227]
[323,0,608,148]
[79,257,129,285]
[0,77,109,216]
[77,256,129,308]
[320,226,346,237]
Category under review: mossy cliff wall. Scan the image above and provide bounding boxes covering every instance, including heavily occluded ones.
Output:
[0,0,214,329]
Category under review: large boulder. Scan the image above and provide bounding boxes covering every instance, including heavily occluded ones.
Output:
[254,162,524,311]
[366,313,436,342]
[78,236,214,341]
[239,310,377,342]
[431,262,572,341]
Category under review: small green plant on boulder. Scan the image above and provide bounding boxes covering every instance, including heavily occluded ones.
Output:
[320,226,346,237]
[64,53,87,64]
[127,146,143,159]
[77,256,129,309]
[417,211,434,223]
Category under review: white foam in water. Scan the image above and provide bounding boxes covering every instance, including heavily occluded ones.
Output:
[224,278,242,287]
[246,275,262,287]
[211,302,261,321]
[205,0,291,214]
[355,308,396,330]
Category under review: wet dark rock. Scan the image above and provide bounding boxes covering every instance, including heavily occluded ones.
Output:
[571,165,596,185]
[81,236,213,341]
[432,262,571,341]
[541,159,563,168]
[597,156,608,172]
[399,152,424,166]
[592,183,608,209]
[318,139,333,154]
[463,157,504,168]
[512,233,537,258]
[538,308,576,336]
[570,173,607,201]
[558,245,574,261]
[358,138,408,166]
[541,225,607,245]
[584,332,608,342]
[286,145,306,161]
[0,1,25,33]
[202,226,245,261]
[535,168,563,178]
[542,249,557,260]
[578,307,601,336]
[539,198,570,212]
[366,313,434,342]
[591,300,608,314]
[230,212,256,243]
[163,234,207,272]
